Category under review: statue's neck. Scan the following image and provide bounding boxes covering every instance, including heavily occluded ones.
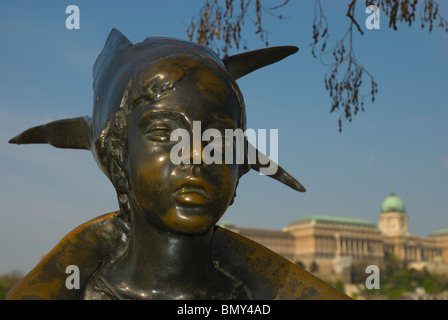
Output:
[108,206,219,298]
[131,208,215,274]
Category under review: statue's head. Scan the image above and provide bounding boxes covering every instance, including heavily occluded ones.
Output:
[9,29,305,235]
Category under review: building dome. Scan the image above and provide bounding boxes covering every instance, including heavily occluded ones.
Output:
[381,192,406,213]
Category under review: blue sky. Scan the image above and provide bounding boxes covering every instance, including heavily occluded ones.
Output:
[0,0,447,274]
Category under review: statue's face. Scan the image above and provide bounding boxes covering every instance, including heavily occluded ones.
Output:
[125,66,242,235]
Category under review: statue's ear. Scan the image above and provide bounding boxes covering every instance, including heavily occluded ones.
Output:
[9,116,92,150]
[222,46,298,80]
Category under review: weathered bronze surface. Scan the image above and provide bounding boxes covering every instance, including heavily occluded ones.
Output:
[7,29,349,300]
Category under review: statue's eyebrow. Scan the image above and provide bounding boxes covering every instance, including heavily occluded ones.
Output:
[209,113,237,130]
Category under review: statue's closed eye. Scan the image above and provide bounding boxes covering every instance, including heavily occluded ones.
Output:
[145,125,173,142]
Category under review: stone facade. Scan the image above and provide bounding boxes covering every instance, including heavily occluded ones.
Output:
[223,193,448,280]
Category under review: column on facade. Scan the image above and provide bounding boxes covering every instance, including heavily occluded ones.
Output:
[335,233,340,257]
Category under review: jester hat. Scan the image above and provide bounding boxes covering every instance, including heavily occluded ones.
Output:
[9,28,305,193]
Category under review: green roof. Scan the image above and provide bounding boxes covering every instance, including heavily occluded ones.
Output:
[217,221,235,228]
[290,215,376,228]
[381,192,406,213]
[430,229,448,236]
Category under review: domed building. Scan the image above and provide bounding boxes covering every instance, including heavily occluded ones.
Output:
[379,192,409,236]
[378,192,409,235]
[378,192,440,263]
[224,192,448,279]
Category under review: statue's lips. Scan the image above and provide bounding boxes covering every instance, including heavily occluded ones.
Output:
[174,185,211,206]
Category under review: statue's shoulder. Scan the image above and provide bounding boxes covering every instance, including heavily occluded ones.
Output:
[213,226,350,300]
[6,212,123,300]
[7,214,349,300]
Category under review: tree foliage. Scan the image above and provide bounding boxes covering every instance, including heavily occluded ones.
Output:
[363,255,448,299]
[0,270,23,300]
[310,260,319,273]
[188,0,448,131]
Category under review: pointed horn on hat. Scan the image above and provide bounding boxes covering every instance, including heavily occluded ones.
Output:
[222,46,298,80]
[93,28,133,79]
[9,116,92,150]
[223,46,304,192]
[247,142,306,193]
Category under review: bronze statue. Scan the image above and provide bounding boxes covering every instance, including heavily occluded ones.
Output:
[7,29,349,300]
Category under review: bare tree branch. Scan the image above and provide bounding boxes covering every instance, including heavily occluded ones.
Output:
[188,0,448,131]
[347,0,364,35]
